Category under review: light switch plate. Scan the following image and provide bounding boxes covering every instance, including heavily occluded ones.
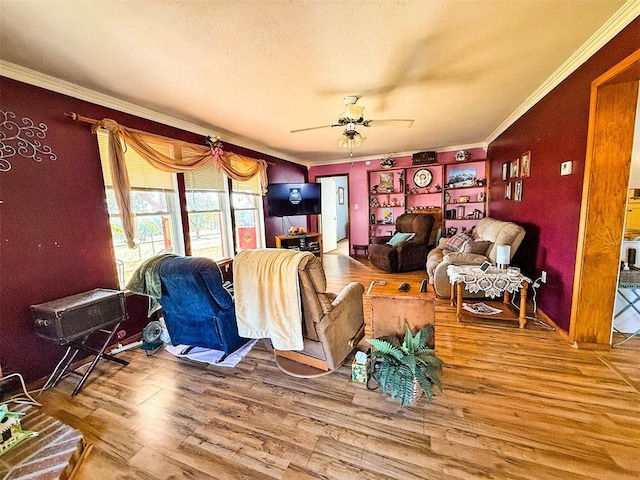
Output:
[561,161,572,176]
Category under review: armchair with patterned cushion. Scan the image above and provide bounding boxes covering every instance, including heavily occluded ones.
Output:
[369,212,435,272]
[426,217,525,298]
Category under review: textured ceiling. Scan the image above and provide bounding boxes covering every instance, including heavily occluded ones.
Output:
[0,1,633,165]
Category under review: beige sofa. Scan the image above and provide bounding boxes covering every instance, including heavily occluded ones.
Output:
[426,217,525,298]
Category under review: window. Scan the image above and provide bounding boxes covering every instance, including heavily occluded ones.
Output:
[98,130,266,286]
[232,172,265,251]
[98,131,184,287]
[183,162,234,260]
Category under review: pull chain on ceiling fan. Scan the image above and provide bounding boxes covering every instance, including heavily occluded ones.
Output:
[291,96,414,156]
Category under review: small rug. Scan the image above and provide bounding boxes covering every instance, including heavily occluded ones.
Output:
[165,339,257,367]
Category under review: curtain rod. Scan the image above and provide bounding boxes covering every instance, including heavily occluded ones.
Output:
[65,112,276,166]
[65,112,97,124]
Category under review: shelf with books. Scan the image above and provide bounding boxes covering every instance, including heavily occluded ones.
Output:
[442,159,489,235]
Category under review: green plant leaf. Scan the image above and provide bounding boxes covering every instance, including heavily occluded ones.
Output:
[415,368,434,402]
[400,353,417,374]
[419,364,443,390]
[416,352,444,370]
[367,338,404,361]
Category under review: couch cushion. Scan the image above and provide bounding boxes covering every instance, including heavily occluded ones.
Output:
[387,232,415,245]
[474,218,526,263]
[445,232,471,252]
[463,240,492,255]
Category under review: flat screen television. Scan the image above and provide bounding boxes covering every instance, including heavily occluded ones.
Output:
[266,183,322,217]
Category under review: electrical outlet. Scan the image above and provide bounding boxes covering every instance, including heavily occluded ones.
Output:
[541,270,547,283]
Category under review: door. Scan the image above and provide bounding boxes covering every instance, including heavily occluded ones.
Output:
[319,177,338,253]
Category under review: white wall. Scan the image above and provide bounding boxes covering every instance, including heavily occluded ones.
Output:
[614,85,640,335]
[627,83,640,187]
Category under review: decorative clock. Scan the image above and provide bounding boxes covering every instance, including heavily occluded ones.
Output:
[413,168,433,188]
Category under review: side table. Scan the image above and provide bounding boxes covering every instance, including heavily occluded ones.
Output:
[352,244,369,258]
[447,265,531,328]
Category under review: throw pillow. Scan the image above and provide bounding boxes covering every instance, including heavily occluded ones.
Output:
[463,240,492,255]
[445,232,471,252]
[387,232,414,246]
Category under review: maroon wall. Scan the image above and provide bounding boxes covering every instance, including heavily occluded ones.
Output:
[0,77,306,383]
[487,18,640,332]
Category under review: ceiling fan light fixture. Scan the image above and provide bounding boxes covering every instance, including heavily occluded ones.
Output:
[337,129,366,149]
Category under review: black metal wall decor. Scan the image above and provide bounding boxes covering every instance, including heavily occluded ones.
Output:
[0,110,57,172]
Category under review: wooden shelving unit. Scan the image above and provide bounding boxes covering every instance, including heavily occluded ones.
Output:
[442,159,490,236]
[366,159,490,241]
[275,233,322,257]
[367,164,444,243]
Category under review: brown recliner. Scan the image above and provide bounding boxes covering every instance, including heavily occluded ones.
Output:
[235,249,365,374]
[369,213,435,272]
[289,253,365,372]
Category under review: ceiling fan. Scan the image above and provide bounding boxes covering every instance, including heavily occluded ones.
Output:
[291,96,414,154]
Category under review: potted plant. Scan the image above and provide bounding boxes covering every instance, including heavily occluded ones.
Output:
[366,322,443,406]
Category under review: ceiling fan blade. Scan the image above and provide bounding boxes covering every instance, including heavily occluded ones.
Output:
[290,124,340,134]
[364,119,414,128]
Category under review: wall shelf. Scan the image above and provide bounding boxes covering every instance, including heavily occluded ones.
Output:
[366,159,490,241]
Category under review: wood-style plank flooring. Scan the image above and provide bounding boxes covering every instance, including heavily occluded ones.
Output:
[37,248,640,479]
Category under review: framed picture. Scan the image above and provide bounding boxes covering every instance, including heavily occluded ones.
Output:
[382,208,394,224]
[447,166,476,187]
[510,158,520,178]
[502,162,508,181]
[505,182,512,200]
[379,172,394,192]
[338,187,344,205]
[514,180,523,201]
[521,151,531,178]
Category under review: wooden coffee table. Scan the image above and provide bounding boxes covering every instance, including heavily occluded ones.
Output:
[365,280,435,344]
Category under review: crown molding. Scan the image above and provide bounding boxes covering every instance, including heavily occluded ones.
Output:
[310,142,487,168]
[484,0,640,145]
[0,60,305,166]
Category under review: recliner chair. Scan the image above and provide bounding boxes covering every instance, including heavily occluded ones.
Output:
[234,249,365,376]
[155,256,249,357]
[369,212,435,272]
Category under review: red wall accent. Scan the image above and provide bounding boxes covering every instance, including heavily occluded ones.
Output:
[0,77,306,383]
[309,148,487,246]
[487,18,640,332]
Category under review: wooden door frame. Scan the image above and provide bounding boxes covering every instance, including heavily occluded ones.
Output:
[570,48,640,347]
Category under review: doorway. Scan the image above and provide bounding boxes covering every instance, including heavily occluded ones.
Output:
[570,48,640,347]
[317,175,350,254]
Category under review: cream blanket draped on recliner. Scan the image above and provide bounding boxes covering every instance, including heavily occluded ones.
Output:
[234,248,366,373]
[234,249,308,350]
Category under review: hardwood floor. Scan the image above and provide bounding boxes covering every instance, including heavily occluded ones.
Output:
[38,252,640,479]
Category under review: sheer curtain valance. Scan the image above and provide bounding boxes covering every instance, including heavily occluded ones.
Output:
[90,118,268,248]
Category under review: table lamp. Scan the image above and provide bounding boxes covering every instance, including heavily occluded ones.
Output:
[496,245,511,269]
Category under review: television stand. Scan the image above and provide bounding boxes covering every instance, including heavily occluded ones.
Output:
[275,233,322,258]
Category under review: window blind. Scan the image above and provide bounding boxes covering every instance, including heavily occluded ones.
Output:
[97,130,175,190]
[183,161,227,192]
